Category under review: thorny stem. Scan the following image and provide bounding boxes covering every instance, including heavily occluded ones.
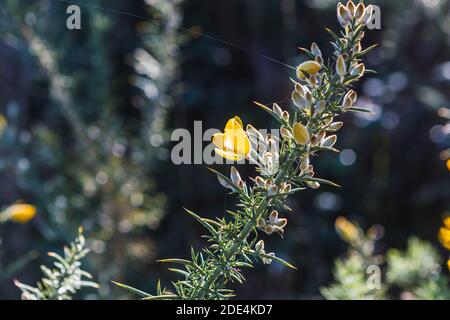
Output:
[116,1,378,300]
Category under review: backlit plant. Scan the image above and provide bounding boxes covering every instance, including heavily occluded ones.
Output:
[14,228,98,300]
[114,0,378,300]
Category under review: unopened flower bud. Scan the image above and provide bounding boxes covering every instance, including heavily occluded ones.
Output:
[336,55,347,81]
[311,42,322,58]
[293,122,310,145]
[280,127,293,140]
[255,176,266,188]
[273,103,283,117]
[315,100,326,115]
[324,117,334,126]
[321,135,337,148]
[292,91,306,109]
[337,3,351,27]
[267,185,278,196]
[317,130,326,143]
[295,83,306,96]
[275,218,288,229]
[305,91,314,105]
[355,2,365,20]
[264,224,274,235]
[351,63,365,78]
[269,210,279,224]
[353,41,362,53]
[346,1,356,17]
[257,218,266,229]
[255,239,265,252]
[308,181,321,189]
[230,166,243,187]
[359,4,373,25]
[328,122,344,132]
[300,157,310,171]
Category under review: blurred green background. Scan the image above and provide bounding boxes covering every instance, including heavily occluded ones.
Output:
[0,0,449,299]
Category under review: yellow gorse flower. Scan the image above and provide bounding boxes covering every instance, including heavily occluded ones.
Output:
[335,216,359,243]
[212,116,251,161]
[439,218,450,250]
[296,60,321,80]
[1,204,37,224]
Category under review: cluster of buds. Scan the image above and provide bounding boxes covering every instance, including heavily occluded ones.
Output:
[255,240,275,265]
[337,1,373,29]
[247,122,281,177]
[257,210,288,236]
[254,176,278,196]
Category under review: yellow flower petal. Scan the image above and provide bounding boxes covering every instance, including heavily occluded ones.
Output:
[214,148,243,161]
[4,204,37,224]
[297,61,321,80]
[225,117,243,132]
[439,227,450,250]
[212,133,225,149]
[335,216,359,243]
[444,216,450,230]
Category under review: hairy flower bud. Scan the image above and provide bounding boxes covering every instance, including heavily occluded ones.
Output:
[280,127,293,140]
[230,166,243,187]
[292,91,306,109]
[328,122,344,132]
[321,135,338,148]
[346,1,356,17]
[355,2,365,20]
[351,63,365,78]
[336,55,347,82]
[273,103,283,117]
[337,3,351,27]
[311,42,322,58]
[293,122,310,145]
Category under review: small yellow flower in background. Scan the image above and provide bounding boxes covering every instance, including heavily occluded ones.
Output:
[439,227,450,250]
[335,216,359,243]
[446,159,450,172]
[439,216,450,250]
[0,204,37,223]
[444,216,450,230]
[296,60,321,80]
[447,259,450,271]
[213,116,251,161]
[0,114,7,136]
[292,122,310,145]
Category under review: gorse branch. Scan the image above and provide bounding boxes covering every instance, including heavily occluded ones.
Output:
[15,228,98,300]
[116,0,377,300]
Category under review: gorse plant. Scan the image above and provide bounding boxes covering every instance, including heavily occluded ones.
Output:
[15,228,98,300]
[115,0,377,300]
[323,217,450,300]
[321,217,385,300]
